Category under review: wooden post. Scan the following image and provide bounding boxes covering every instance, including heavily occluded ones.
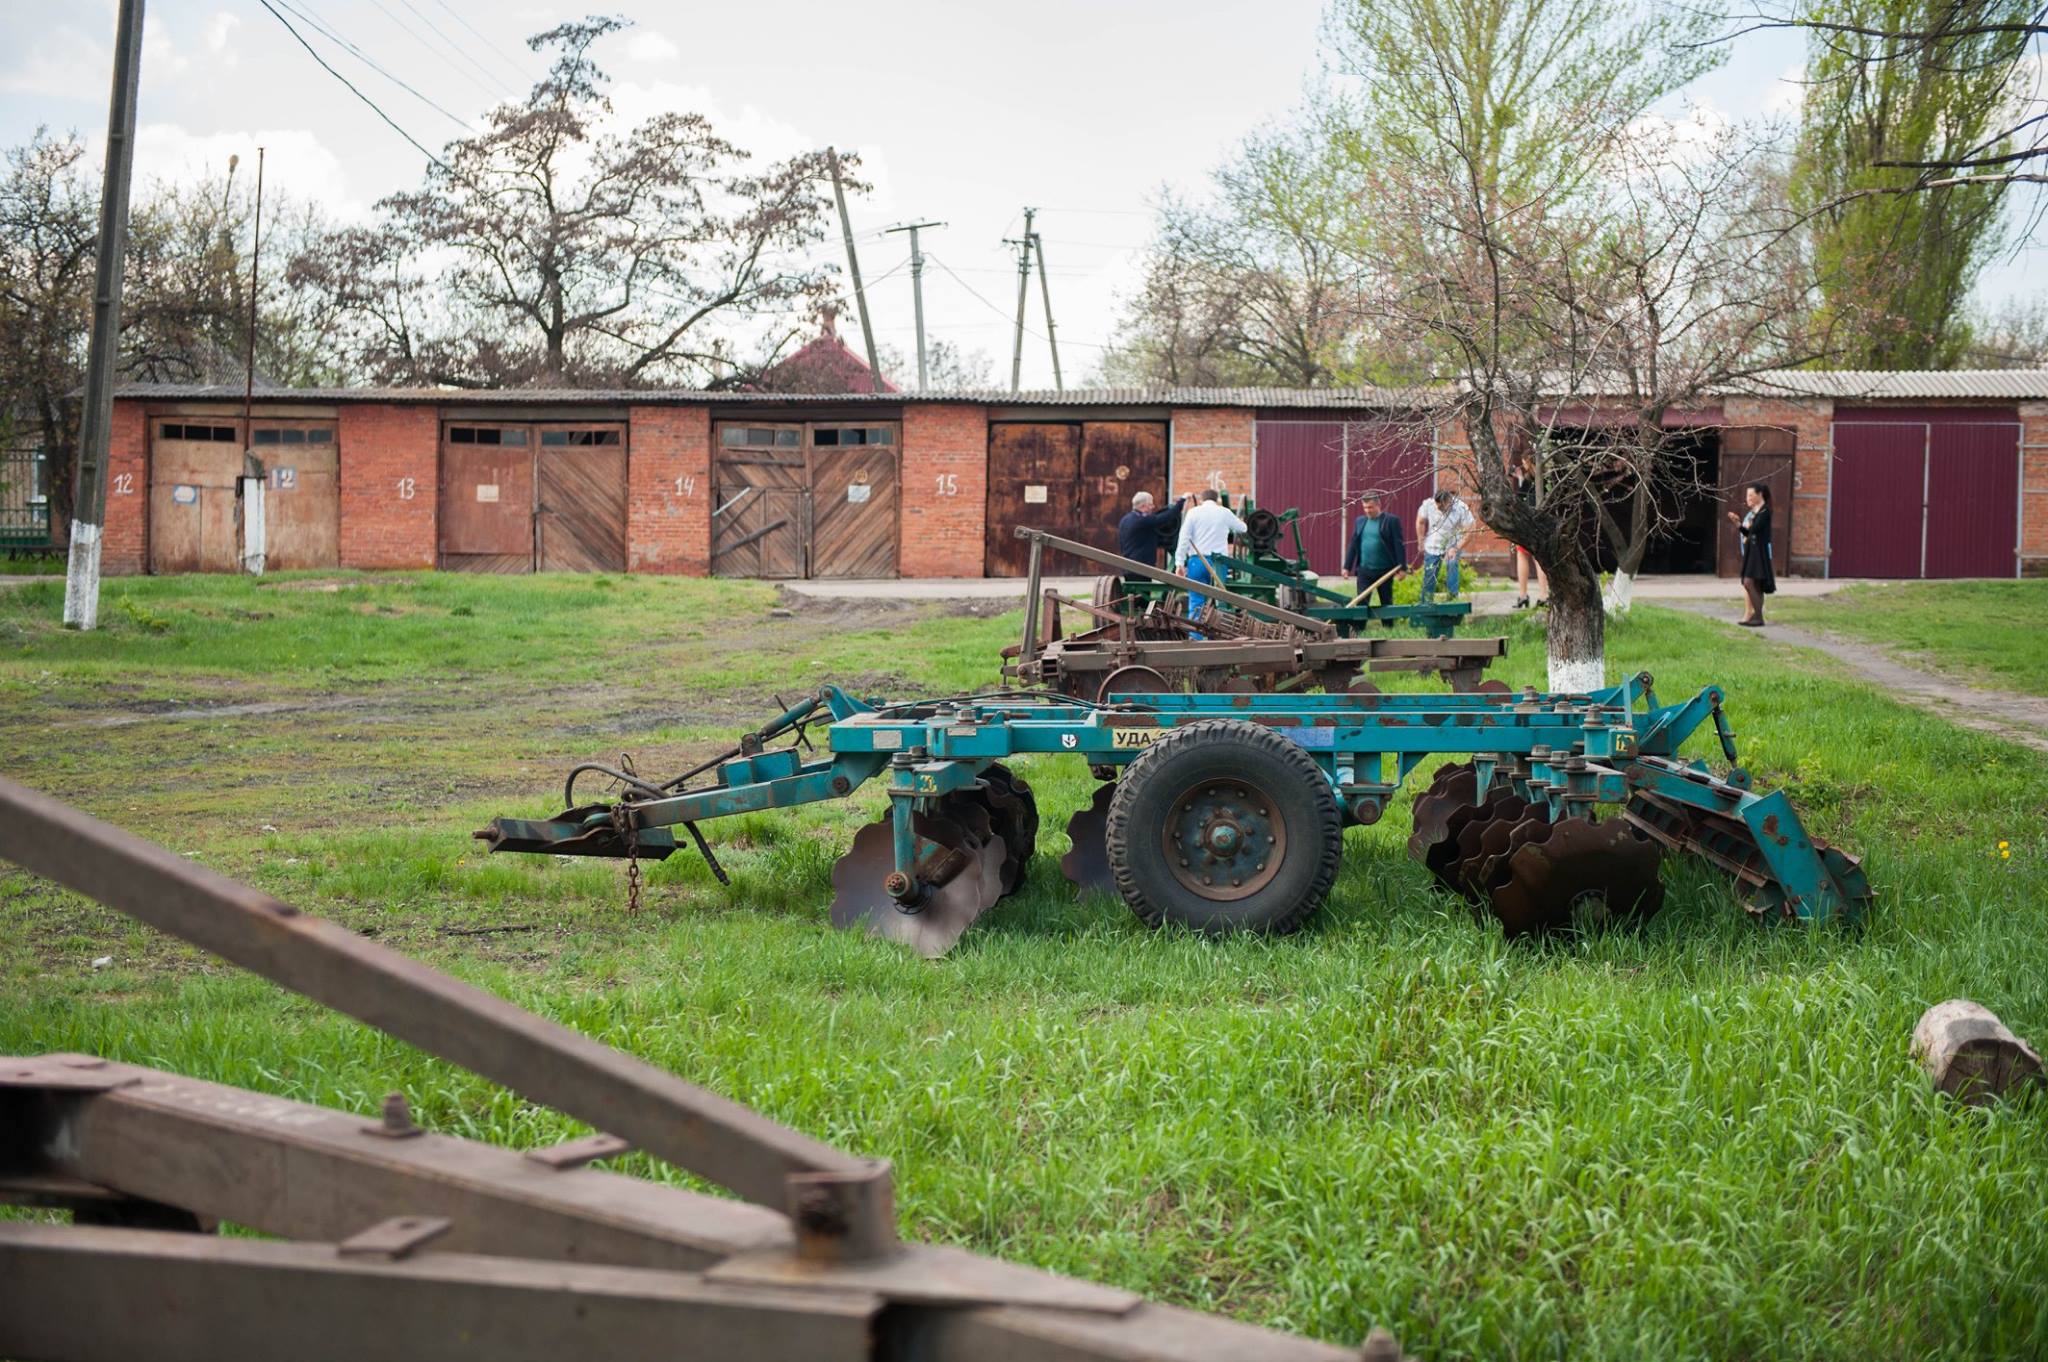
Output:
[1912,999,2044,1105]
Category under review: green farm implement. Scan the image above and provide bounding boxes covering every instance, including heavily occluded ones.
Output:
[481,675,1871,957]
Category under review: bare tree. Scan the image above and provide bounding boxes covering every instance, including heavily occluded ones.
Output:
[0,131,95,529]
[1102,126,1375,386]
[309,16,849,389]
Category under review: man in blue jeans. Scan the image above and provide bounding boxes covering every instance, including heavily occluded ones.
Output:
[1173,489,1248,636]
[1415,488,1474,602]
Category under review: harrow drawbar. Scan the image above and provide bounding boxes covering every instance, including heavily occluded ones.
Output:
[480,672,1873,954]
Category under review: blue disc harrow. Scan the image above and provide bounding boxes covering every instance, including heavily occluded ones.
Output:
[480,673,1871,956]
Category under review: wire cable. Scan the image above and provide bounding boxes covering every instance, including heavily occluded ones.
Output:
[267,0,474,131]
[430,0,535,87]
[256,0,459,171]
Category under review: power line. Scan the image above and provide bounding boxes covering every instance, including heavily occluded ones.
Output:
[923,252,1111,349]
[267,0,474,131]
[256,0,458,171]
[363,0,518,105]
[431,0,537,88]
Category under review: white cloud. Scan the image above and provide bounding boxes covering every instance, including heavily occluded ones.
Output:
[0,21,108,98]
[123,124,369,221]
[625,30,680,64]
[1763,63,1806,118]
[204,11,241,67]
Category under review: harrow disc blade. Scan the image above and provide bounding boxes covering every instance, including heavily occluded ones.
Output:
[1405,762,1478,870]
[1061,782,1116,897]
[1485,816,1665,938]
[1448,794,1530,902]
[830,808,1007,958]
[970,763,1039,893]
[1466,810,1555,904]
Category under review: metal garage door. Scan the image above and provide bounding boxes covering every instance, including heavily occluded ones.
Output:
[1831,415,2020,578]
[982,422,1167,577]
[1254,420,1433,577]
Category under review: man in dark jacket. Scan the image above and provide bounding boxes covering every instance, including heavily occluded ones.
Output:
[1117,491,1185,573]
[1341,491,1407,624]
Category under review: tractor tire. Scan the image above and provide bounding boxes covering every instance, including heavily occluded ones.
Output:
[1105,719,1342,936]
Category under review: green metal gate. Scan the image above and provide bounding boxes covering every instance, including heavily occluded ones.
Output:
[0,449,52,551]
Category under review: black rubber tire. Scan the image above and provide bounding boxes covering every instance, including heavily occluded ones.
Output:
[1105,719,1342,936]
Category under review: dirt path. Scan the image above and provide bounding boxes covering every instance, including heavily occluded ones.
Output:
[1671,601,2048,755]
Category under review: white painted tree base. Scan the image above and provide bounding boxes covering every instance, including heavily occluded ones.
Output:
[1603,570,1636,615]
[61,521,102,631]
[1547,653,1605,695]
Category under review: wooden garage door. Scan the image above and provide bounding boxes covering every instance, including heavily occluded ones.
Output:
[440,425,535,572]
[1715,426,1794,579]
[984,424,1082,576]
[711,423,901,579]
[251,421,339,570]
[712,425,807,578]
[149,420,243,574]
[810,425,898,578]
[538,428,627,572]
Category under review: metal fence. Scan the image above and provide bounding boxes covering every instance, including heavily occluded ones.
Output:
[0,447,52,548]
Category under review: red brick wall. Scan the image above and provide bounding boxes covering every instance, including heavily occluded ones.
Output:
[626,404,710,574]
[1724,396,1832,576]
[2024,402,2048,578]
[101,400,150,574]
[899,403,987,576]
[1172,408,1255,502]
[338,403,438,569]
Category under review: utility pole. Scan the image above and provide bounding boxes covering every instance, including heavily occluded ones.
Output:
[62,0,146,631]
[1005,206,1036,392]
[826,148,885,393]
[1031,230,1062,393]
[239,145,267,576]
[882,220,944,389]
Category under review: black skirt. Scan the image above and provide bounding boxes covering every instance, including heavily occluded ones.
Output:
[1740,508,1775,593]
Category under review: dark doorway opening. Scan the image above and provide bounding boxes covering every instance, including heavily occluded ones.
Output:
[1550,427,1722,575]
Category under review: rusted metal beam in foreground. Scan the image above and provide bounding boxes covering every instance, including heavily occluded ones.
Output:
[0,780,1388,1360]
[1013,526,1337,637]
[0,774,889,1250]
[0,1223,881,1362]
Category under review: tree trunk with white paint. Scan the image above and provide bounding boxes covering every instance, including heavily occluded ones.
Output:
[1545,555,1607,693]
[1602,569,1636,615]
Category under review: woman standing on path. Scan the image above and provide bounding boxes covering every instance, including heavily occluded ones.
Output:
[1508,453,1548,609]
[1727,482,1775,627]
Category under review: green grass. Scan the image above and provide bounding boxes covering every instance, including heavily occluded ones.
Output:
[3,575,2046,1360]
[1769,580,2048,697]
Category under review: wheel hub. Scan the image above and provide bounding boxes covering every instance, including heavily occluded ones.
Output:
[1163,779,1286,900]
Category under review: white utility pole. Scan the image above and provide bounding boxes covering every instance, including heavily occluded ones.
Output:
[883,220,944,389]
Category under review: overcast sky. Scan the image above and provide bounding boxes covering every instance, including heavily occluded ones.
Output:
[1,0,2040,388]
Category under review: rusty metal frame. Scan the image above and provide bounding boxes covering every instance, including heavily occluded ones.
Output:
[0,775,1383,1362]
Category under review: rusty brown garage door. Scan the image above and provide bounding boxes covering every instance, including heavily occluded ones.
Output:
[251,421,339,570]
[149,420,243,574]
[983,421,1167,576]
[711,422,900,579]
[438,423,627,572]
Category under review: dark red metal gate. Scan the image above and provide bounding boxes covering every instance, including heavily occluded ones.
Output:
[1254,420,1432,577]
[1831,412,2019,578]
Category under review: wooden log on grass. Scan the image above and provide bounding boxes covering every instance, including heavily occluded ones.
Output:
[1912,1000,2045,1105]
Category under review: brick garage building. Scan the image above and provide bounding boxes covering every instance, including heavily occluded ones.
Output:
[107,371,2048,581]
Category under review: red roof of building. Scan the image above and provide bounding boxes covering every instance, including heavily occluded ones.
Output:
[753,309,896,394]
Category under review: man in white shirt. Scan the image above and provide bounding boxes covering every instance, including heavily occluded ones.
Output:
[1172,489,1248,633]
[1416,488,1475,602]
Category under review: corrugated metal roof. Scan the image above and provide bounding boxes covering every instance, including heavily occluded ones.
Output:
[1745,369,2048,400]
[112,370,2048,407]
[109,382,1435,409]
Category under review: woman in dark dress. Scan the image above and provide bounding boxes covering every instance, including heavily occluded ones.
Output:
[1726,482,1775,627]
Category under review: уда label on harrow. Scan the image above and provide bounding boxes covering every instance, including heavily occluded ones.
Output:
[1110,728,1159,749]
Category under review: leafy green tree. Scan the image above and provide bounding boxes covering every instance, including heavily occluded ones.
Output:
[1790,0,2035,367]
